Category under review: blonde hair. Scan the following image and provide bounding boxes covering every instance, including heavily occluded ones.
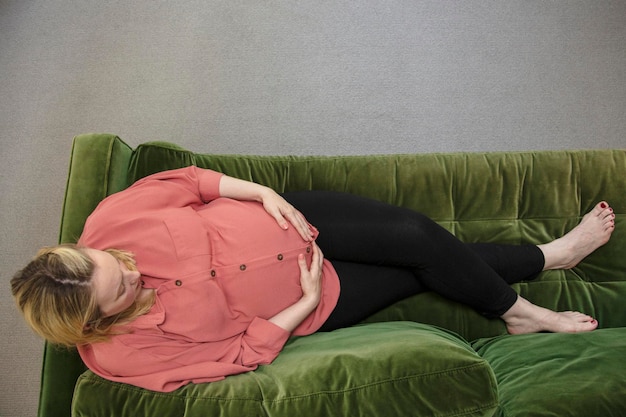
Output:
[11,244,154,347]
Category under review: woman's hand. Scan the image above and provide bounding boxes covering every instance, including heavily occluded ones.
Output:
[268,242,324,332]
[218,175,314,241]
[297,242,324,305]
[260,189,315,242]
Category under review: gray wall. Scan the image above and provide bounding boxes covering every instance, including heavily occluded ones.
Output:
[1,1,625,416]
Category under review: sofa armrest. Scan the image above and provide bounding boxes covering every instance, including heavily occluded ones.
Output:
[59,133,134,244]
[39,133,134,417]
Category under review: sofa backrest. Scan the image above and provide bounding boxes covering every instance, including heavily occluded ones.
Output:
[130,138,626,333]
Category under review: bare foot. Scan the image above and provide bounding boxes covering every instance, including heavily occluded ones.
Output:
[502,296,598,335]
[539,201,615,270]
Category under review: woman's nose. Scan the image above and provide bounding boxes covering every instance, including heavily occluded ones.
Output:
[128,270,141,283]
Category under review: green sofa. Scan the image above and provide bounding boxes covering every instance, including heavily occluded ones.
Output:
[40,133,626,417]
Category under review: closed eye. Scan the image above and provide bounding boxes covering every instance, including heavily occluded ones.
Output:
[115,262,125,299]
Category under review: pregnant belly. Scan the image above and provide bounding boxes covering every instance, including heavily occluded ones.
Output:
[198,198,318,318]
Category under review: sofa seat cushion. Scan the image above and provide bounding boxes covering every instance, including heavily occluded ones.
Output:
[72,322,497,417]
[473,327,626,417]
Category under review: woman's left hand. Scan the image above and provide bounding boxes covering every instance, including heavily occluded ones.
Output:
[217,174,315,241]
[261,190,315,241]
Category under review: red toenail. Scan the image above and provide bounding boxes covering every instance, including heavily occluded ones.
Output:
[601,203,607,208]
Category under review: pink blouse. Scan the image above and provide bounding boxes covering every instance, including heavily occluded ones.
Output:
[76,167,340,392]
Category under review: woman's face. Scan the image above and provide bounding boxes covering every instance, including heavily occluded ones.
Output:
[86,248,142,318]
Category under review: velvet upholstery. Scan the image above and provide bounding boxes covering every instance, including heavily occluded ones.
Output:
[473,328,626,416]
[39,134,626,417]
[73,322,498,417]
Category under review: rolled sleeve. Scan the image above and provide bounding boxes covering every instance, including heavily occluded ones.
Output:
[194,166,223,203]
[239,317,291,366]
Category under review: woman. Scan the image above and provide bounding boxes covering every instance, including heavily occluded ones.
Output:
[11,166,615,392]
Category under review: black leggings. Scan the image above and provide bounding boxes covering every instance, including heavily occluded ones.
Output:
[282,191,545,332]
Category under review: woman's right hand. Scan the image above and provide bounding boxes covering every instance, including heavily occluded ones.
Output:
[297,242,323,306]
[268,242,324,332]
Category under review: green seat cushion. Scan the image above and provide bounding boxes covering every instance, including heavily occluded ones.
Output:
[72,322,497,417]
[473,327,626,417]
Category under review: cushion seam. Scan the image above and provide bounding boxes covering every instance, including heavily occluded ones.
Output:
[77,361,492,403]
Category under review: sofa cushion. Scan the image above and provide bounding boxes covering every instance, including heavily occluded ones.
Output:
[72,322,497,417]
[473,327,626,417]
